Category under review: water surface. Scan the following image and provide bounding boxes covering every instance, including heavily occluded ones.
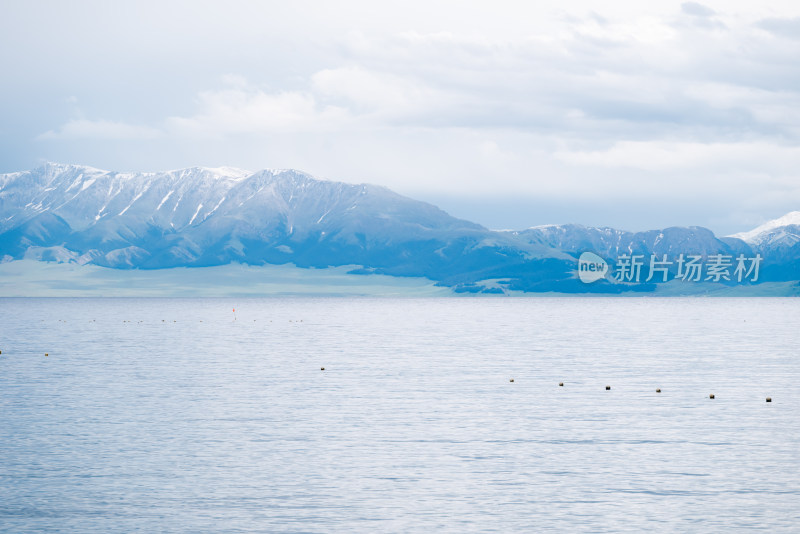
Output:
[1,298,798,532]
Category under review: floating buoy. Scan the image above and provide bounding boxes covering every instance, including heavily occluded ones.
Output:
[320,367,325,371]
[509,378,514,383]
[656,388,661,393]
[45,353,48,357]
[709,394,715,399]
[766,397,772,402]
[606,385,611,390]
[559,382,564,387]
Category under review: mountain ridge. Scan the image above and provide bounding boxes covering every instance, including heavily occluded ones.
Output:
[1,163,797,293]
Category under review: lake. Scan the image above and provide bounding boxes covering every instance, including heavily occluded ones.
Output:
[1,297,798,532]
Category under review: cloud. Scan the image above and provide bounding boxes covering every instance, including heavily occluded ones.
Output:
[554,140,800,175]
[164,87,350,137]
[24,3,800,233]
[681,2,716,18]
[757,16,800,40]
[37,119,162,140]
[37,6,800,146]
[678,2,726,29]
[311,66,447,121]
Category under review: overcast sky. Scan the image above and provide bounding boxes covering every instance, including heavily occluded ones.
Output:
[2,0,799,234]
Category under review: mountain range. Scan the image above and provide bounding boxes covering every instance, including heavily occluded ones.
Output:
[0,163,798,294]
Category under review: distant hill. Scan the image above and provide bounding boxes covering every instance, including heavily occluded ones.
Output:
[0,163,797,294]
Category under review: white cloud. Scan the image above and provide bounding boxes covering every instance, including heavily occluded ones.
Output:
[37,119,162,140]
[19,2,800,232]
[164,87,351,137]
[555,140,800,173]
[311,66,445,120]
[37,7,800,144]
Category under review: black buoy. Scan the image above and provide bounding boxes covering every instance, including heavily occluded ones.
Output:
[320,367,325,371]
[656,388,661,393]
[606,385,611,390]
[766,397,772,402]
[559,382,564,387]
[45,353,48,357]
[709,394,715,399]
[509,378,514,383]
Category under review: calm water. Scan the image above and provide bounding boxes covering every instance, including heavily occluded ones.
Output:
[0,297,798,532]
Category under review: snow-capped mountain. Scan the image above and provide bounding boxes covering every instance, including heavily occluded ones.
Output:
[0,163,252,233]
[511,214,799,284]
[512,223,752,258]
[729,211,800,250]
[726,211,800,276]
[0,163,568,290]
[0,163,797,292]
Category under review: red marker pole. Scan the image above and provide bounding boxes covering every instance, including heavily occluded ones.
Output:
[233,307,237,321]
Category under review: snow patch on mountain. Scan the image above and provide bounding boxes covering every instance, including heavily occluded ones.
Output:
[729,211,800,246]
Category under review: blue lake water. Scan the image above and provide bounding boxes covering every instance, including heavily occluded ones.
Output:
[0,297,798,532]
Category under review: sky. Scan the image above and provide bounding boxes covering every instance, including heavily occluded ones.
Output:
[2,0,800,235]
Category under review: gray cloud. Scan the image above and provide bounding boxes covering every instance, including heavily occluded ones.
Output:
[2,1,800,234]
[681,2,717,18]
[757,16,800,40]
